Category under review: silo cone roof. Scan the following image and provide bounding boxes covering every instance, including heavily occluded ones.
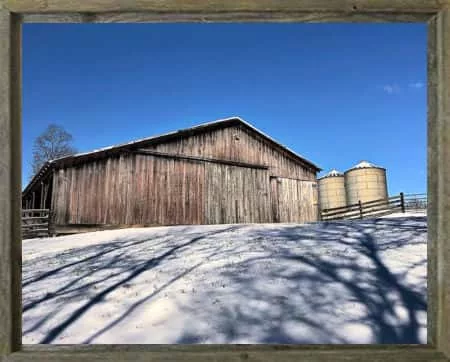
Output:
[318,169,344,180]
[345,160,385,172]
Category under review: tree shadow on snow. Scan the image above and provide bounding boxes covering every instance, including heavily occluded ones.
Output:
[22,225,242,343]
[23,216,427,345]
[175,216,427,344]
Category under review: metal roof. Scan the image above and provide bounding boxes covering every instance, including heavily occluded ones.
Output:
[345,160,385,172]
[318,169,344,180]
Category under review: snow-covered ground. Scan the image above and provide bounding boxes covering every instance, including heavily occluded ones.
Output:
[22,211,427,344]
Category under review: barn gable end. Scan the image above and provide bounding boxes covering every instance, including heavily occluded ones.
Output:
[141,123,317,181]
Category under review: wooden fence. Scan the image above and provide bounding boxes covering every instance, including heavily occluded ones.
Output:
[21,209,53,239]
[403,193,427,211]
[320,193,406,221]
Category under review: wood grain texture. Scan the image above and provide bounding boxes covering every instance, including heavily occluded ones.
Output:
[427,14,439,347]
[7,346,450,362]
[24,123,319,227]
[5,0,450,14]
[0,1,448,362]
[134,149,270,170]
[50,154,209,226]
[21,11,433,23]
[428,10,450,358]
[0,8,21,357]
[204,164,271,224]
[272,178,318,223]
[145,125,316,180]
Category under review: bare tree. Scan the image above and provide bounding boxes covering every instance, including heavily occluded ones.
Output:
[31,124,77,177]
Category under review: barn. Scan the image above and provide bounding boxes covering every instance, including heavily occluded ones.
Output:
[22,117,321,234]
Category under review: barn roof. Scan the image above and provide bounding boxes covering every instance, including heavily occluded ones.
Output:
[23,117,321,196]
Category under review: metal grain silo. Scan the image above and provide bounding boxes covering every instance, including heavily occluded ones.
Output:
[318,169,347,210]
[344,161,388,205]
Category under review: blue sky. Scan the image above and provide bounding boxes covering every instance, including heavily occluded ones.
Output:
[23,23,427,195]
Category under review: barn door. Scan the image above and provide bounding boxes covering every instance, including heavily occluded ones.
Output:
[270,177,319,223]
[205,164,271,224]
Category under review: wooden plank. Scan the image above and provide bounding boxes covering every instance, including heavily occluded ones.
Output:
[134,148,269,170]
[270,177,279,223]
[39,182,43,209]
[297,180,304,222]
[322,195,401,213]
[322,200,402,219]
[21,216,49,221]
[21,223,49,229]
[125,154,133,225]
[22,229,49,233]
[0,5,449,362]
[155,157,163,224]
[67,167,74,223]
[42,183,48,209]
[147,155,155,224]
[0,9,21,355]
[322,206,403,221]
[133,155,141,224]
[273,178,318,223]
[20,209,49,213]
[80,163,87,223]
[7,0,445,16]
[180,161,186,223]
[103,158,111,224]
[21,226,49,232]
[133,122,317,182]
[5,345,447,362]
[145,155,153,224]
[428,10,450,355]
[87,162,93,223]
[186,160,193,224]
[51,170,60,224]
[61,169,68,224]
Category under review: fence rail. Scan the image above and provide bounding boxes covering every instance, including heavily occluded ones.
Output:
[320,193,427,221]
[403,193,427,211]
[21,209,54,239]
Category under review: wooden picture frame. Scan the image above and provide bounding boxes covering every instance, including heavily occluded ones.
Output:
[1,1,449,361]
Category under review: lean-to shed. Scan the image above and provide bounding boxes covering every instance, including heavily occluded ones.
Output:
[22,117,321,233]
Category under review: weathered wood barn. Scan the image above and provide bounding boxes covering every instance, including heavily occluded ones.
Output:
[22,117,321,233]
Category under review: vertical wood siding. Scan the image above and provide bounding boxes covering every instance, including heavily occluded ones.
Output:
[44,124,319,227]
[271,178,318,223]
[205,164,271,224]
[51,154,206,226]
[144,125,316,181]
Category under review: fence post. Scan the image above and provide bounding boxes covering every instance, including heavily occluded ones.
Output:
[358,200,363,219]
[400,192,406,213]
[48,210,56,237]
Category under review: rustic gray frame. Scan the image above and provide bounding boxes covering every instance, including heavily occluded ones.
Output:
[0,1,448,361]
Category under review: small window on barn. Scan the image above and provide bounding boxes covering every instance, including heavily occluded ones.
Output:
[233,134,240,141]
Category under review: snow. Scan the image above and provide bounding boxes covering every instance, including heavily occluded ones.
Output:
[319,169,343,179]
[348,160,383,170]
[22,212,427,344]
